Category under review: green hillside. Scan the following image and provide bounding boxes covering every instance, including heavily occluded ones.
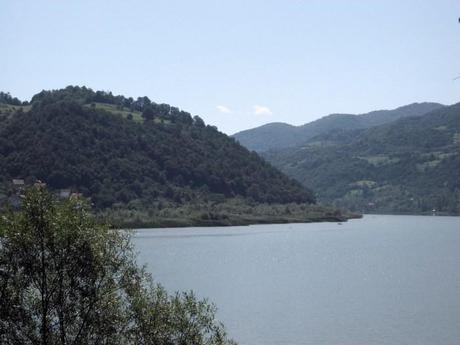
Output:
[263,103,460,215]
[0,86,354,226]
[233,102,444,152]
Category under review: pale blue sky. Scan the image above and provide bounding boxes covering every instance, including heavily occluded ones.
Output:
[1,0,460,134]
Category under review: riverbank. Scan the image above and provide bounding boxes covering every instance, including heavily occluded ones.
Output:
[99,200,362,229]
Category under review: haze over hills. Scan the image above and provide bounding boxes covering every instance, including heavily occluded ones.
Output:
[263,102,460,215]
[0,86,357,227]
[233,102,445,152]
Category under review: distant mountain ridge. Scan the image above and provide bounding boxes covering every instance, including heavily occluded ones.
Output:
[233,102,445,152]
[262,102,460,215]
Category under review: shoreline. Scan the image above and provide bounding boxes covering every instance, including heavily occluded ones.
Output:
[110,213,363,229]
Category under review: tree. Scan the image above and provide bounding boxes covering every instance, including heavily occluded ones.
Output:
[142,107,155,121]
[0,187,236,345]
[0,92,22,106]
[193,116,205,127]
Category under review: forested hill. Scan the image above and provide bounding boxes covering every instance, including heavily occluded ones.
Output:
[263,102,460,215]
[233,102,444,152]
[0,86,315,211]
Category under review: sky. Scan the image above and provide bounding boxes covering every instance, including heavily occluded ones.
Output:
[1,0,460,135]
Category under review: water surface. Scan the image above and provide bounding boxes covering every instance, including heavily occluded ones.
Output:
[134,215,460,345]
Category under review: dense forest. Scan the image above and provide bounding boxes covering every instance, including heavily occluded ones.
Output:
[263,103,460,215]
[233,102,444,152]
[0,86,352,227]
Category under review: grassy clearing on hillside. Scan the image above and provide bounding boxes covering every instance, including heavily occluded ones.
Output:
[416,160,441,172]
[0,103,32,117]
[358,155,400,166]
[350,180,377,188]
[85,102,144,122]
[416,152,458,172]
[84,102,172,125]
[0,101,171,125]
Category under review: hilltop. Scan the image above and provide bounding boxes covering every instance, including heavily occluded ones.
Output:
[233,102,444,152]
[0,86,355,227]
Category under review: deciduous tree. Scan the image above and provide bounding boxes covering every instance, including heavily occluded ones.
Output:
[0,187,236,345]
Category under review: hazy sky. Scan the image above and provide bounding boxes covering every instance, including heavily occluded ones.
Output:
[1,0,460,134]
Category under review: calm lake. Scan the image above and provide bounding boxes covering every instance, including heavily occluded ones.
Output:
[134,215,460,345]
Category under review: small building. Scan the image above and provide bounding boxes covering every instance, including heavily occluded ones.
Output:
[12,179,25,186]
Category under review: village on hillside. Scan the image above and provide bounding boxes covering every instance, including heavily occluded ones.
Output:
[0,178,84,209]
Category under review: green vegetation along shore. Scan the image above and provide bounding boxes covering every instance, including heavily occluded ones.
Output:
[101,199,361,229]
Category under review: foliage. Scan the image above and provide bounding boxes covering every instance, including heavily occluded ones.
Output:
[0,187,236,345]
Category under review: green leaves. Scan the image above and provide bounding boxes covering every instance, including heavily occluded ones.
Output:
[0,187,236,345]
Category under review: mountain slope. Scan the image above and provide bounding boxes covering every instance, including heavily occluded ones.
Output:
[263,103,460,214]
[0,88,315,211]
[233,102,445,152]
